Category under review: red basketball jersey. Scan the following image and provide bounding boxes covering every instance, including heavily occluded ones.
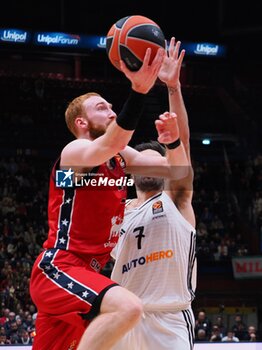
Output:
[43,155,127,270]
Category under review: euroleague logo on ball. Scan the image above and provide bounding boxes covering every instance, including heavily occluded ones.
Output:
[106,15,166,71]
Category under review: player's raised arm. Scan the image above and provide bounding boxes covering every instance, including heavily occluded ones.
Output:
[158,37,195,227]
[61,48,165,169]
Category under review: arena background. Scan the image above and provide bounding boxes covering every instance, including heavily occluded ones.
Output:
[0,343,261,350]
[0,0,262,346]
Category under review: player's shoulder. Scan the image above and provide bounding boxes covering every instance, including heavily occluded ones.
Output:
[61,139,92,161]
[159,191,175,206]
[63,138,91,152]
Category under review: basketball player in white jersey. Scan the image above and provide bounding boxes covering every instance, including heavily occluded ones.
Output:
[111,38,196,350]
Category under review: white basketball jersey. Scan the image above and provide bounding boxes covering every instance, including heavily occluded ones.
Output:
[111,191,197,312]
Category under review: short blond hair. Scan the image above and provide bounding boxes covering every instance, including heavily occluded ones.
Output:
[65,92,101,137]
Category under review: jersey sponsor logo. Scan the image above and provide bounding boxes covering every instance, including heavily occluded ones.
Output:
[104,215,123,248]
[152,200,163,214]
[90,258,101,272]
[152,214,166,220]
[122,249,174,274]
[68,339,77,350]
[104,241,118,248]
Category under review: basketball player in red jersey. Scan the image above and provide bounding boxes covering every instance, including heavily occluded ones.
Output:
[30,48,189,350]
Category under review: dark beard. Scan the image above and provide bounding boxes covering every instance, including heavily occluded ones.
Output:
[89,128,105,139]
[88,123,106,139]
[134,176,164,193]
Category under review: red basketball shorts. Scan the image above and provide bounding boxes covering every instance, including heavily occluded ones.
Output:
[30,248,118,350]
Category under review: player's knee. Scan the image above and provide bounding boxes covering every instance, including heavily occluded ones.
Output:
[121,294,143,324]
[101,286,143,323]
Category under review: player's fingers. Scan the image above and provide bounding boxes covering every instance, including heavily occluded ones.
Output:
[168,37,175,56]
[159,113,169,121]
[155,119,164,128]
[169,112,178,119]
[155,120,166,135]
[177,49,185,67]
[158,132,172,143]
[142,48,152,67]
[151,48,165,67]
[160,112,177,121]
[119,59,128,74]
[164,39,168,52]
[173,41,181,59]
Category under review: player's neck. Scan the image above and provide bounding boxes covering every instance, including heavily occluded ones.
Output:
[136,190,161,205]
[77,133,92,140]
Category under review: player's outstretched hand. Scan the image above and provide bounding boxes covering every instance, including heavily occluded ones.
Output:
[120,47,165,94]
[158,37,185,89]
[155,112,180,144]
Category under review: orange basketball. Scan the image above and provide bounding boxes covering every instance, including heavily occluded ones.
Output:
[106,15,166,71]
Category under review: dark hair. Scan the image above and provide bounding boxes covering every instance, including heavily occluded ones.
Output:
[134,140,166,156]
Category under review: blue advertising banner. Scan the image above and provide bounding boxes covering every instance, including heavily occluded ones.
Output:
[0,28,227,57]
[0,28,30,44]
[33,32,81,47]
[33,32,106,50]
[80,35,106,50]
[181,42,226,57]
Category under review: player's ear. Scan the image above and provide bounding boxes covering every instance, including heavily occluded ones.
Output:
[75,116,88,130]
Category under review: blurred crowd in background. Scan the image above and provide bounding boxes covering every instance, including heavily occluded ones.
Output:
[0,66,261,344]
